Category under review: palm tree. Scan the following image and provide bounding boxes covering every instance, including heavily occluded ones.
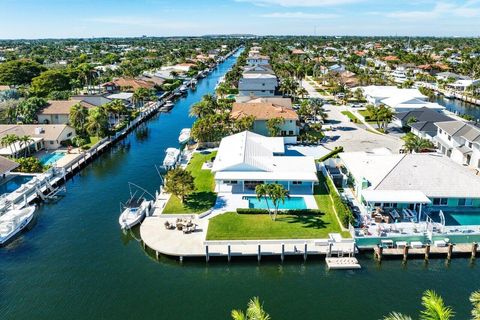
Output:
[85,107,109,138]
[255,184,271,212]
[383,290,454,320]
[266,117,285,137]
[18,135,34,157]
[231,297,270,320]
[470,291,480,320]
[268,183,289,221]
[0,134,18,157]
[69,103,89,135]
[402,133,434,153]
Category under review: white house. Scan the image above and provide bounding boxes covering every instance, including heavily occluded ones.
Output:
[435,121,480,170]
[238,73,278,98]
[211,131,318,194]
[246,54,270,66]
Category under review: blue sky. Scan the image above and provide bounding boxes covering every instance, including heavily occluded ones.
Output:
[1,0,480,39]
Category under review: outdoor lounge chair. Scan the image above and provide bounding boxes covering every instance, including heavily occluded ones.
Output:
[410,241,423,249]
[396,241,408,248]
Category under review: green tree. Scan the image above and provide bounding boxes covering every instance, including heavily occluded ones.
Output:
[402,133,434,153]
[383,290,454,320]
[0,59,45,85]
[266,117,285,137]
[233,115,255,133]
[18,135,34,157]
[0,134,19,157]
[15,157,45,173]
[85,106,109,138]
[255,183,289,221]
[471,291,480,320]
[231,297,270,320]
[17,97,48,124]
[30,69,72,97]
[164,167,195,203]
[190,94,218,118]
[69,103,89,134]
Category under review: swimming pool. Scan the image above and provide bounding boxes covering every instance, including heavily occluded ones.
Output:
[40,152,66,166]
[0,175,34,195]
[244,196,307,210]
[430,210,480,226]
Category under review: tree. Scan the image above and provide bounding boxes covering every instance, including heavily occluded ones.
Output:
[69,103,89,135]
[132,87,155,108]
[233,115,255,133]
[190,94,219,118]
[30,69,72,97]
[266,117,285,137]
[15,157,44,173]
[471,291,480,320]
[0,59,45,85]
[231,297,270,320]
[164,167,195,203]
[255,183,289,221]
[384,290,454,320]
[16,97,48,124]
[255,184,271,212]
[402,133,434,153]
[85,106,109,138]
[18,135,34,157]
[0,134,19,157]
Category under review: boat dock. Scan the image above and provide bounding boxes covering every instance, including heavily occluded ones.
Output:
[373,242,478,261]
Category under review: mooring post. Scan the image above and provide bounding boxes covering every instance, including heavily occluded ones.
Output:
[403,245,409,262]
[205,245,209,262]
[425,244,430,261]
[447,243,453,260]
[472,242,478,259]
[227,243,231,262]
[155,251,159,260]
[281,243,285,262]
[376,245,383,262]
[304,242,308,261]
[257,244,261,262]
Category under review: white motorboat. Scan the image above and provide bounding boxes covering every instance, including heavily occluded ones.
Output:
[0,205,36,245]
[160,100,174,112]
[119,183,155,230]
[178,128,191,144]
[443,91,455,99]
[179,85,188,93]
[163,148,180,168]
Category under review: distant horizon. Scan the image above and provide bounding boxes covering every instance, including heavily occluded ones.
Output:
[1,0,479,39]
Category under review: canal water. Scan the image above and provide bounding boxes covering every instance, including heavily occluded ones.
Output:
[2,51,480,320]
[436,96,480,120]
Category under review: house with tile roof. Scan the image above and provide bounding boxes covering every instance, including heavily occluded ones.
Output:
[231,98,299,144]
[38,100,96,124]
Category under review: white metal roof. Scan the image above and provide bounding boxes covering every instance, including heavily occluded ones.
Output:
[362,190,431,204]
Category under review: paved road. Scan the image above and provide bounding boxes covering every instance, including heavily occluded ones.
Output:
[302,80,403,153]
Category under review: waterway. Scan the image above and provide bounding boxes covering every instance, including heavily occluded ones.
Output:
[1,51,480,320]
[436,96,480,120]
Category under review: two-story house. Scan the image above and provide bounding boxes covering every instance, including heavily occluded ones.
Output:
[435,121,480,170]
[246,54,270,66]
[238,73,278,98]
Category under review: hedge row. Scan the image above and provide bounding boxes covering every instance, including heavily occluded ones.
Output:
[236,208,322,215]
[317,146,344,162]
[325,175,354,228]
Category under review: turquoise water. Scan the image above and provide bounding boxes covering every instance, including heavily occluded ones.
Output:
[0,175,34,195]
[245,196,307,209]
[40,152,65,166]
[1,50,480,319]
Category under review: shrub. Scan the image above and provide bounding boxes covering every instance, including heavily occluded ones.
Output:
[15,157,45,173]
[237,208,269,214]
[317,146,343,162]
[236,208,322,215]
[72,136,88,148]
[325,175,354,228]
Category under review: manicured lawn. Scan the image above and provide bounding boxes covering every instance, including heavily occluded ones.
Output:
[84,136,100,149]
[163,151,217,214]
[358,110,377,123]
[206,174,350,240]
[341,111,360,123]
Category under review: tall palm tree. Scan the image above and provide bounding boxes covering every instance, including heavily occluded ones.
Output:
[0,134,18,157]
[255,184,271,212]
[268,183,289,221]
[231,297,270,320]
[69,103,89,135]
[402,133,434,153]
[18,135,34,157]
[470,291,480,320]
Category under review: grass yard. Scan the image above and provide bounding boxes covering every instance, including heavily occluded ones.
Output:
[163,151,217,214]
[84,136,100,149]
[358,110,377,123]
[341,111,360,123]
[206,174,350,240]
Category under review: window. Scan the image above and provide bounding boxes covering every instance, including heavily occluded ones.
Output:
[439,129,443,134]
[67,132,72,137]
[224,180,238,185]
[292,181,302,185]
[458,198,473,206]
[432,198,448,206]
[281,130,286,136]
[49,141,54,145]
[289,130,294,135]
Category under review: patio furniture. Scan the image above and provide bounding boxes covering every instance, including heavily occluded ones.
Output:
[390,209,400,221]
[434,240,447,247]
[396,241,408,248]
[411,241,423,249]
[381,240,394,248]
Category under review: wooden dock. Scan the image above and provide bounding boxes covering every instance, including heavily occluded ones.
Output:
[373,243,478,261]
[326,257,361,269]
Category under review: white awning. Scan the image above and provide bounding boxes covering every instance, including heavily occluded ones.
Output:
[362,190,431,204]
[215,171,318,182]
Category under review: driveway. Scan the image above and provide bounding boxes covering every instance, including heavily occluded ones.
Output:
[302,80,403,153]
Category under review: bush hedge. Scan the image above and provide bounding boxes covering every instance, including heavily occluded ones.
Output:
[325,175,354,228]
[236,208,322,215]
[317,146,343,162]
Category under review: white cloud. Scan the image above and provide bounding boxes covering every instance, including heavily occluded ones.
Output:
[260,11,339,18]
[386,1,480,20]
[236,0,361,7]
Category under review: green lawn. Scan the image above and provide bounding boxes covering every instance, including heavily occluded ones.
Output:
[84,136,100,149]
[163,151,217,214]
[341,111,360,123]
[358,110,377,123]
[206,174,349,240]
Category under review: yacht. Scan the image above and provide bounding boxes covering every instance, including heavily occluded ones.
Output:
[179,85,188,94]
[0,205,36,245]
[178,128,191,144]
[160,100,174,112]
[119,184,154,230]
[163,148,180,168]
[444,91,455,99]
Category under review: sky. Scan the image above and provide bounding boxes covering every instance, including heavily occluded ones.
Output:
[0,0,480,39]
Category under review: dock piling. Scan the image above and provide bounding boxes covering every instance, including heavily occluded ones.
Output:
[281,243,285,262]
[403,245,409,262]
[376,245,383,262]
[472,242,478,259]
[205,245,209,262]
[304,242,308,261]
[447,243,453,261]
[227,243,231,262]
[257,244,261,262]
[425,244,430,261]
